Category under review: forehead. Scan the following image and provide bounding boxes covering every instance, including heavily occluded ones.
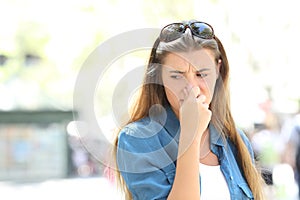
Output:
[163,49,216,70]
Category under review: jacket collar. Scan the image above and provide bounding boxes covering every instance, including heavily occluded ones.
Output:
[209,123,225,147]
[164,106,180,142]
[153,105,180,142]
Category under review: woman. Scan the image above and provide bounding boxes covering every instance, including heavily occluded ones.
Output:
[114,20,265,199]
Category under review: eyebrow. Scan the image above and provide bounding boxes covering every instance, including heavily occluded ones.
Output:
[169,68,211,73]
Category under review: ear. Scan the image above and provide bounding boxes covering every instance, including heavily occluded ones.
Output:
[216,59,221,78]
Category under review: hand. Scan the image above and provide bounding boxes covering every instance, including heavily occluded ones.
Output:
[179,86,212,147]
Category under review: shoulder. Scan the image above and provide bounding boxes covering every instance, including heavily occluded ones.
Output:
[116,116,178,173]
[117,117,166,153]
[120,117,163,138]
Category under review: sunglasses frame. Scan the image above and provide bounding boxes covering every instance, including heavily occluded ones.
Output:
[159,21,215,42]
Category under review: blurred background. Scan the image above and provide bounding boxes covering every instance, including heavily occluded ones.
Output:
[1,0,300,199]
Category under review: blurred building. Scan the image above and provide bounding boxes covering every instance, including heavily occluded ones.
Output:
[0,110,104,182]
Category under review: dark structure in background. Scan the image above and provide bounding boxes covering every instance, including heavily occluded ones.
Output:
[0,110,102,182]
[0,54,8,66]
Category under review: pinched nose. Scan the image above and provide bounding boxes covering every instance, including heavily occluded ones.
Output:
[185,76,198,88]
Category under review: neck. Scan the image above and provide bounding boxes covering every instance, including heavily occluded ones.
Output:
[200,129,210,159]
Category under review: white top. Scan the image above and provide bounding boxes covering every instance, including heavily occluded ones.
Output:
[199,163,231,200]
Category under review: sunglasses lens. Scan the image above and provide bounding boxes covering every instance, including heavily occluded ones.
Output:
[160,23,185,42]
[190,22,214,39]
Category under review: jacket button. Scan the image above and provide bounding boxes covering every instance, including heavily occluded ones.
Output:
[230,176,233,180]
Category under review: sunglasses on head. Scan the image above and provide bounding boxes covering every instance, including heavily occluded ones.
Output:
[159,21,215,43]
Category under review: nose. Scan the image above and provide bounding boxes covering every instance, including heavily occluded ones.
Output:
[186,74,198,88]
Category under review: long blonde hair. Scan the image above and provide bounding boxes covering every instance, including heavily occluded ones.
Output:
[113,28,265,200]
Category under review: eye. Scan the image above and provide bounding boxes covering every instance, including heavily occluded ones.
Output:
[196,73,208,78]
[170,75,183,79]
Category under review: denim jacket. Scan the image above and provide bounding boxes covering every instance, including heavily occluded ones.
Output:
[117,106,254,200]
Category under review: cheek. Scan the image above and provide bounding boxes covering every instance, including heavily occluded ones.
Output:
[165,86,181,103]
[165,88,181,115]
[199,79,217,102]
[163,81,184,111]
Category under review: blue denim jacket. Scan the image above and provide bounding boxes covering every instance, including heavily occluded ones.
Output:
[117,106,254,200]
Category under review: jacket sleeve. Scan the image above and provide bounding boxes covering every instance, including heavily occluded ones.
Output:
[116,126,175,200]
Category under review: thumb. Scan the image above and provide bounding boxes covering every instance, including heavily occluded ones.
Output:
[191,86,200,98]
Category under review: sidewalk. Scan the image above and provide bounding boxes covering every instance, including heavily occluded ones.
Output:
[0,177,123,200]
